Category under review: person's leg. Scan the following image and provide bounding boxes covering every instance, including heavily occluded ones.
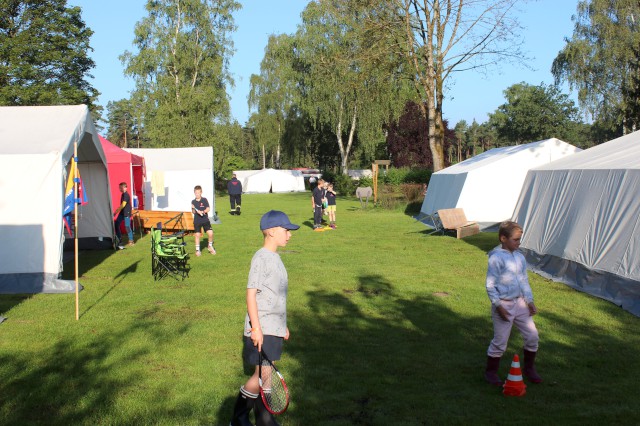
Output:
[194,231,201,256]
[236,194,241,214]
[114,215,123,247]
[124,217,134,245]
[513,298,541,383]
[486,300,515,385]
[206,229,216,254]
[314,206,322,228]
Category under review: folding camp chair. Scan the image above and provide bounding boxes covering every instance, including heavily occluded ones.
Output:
[425,212,445,235]
[151,226,189,281]
[163,212,186,240]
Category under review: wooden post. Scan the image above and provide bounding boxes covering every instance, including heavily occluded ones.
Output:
[372,163,379,203]
[372,160,391,204]
[74,143,79,321]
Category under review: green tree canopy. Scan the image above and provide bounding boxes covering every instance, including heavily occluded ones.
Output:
[294,0,411,173]
[248,34,300,168]
[552,0,640,135]
[120,0,240,148]
[0,0,100,111]
[488,82,586,145]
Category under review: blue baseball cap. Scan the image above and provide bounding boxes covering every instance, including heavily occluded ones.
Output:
[260,210,300,231]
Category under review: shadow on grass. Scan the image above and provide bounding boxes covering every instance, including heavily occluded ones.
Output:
[283,273,496,425]
[0,294,32,320]
[0,308,198,425]
[280,272,640,424]
[61,248,117,280]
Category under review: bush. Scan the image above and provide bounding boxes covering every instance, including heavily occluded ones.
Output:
[357,175,373,188]
[379,167,432,186]
[401,183,424,203]
[404,168,432,185]
[321,171,358,195]
[381,167,406,186]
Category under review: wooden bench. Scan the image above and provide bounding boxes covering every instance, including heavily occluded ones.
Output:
[134,210,195,233]
[437,208,480,239]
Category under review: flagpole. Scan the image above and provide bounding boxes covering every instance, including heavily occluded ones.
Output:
[74,142,79,321]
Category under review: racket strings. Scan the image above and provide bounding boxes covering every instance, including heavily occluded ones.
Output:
[260,364,288,413]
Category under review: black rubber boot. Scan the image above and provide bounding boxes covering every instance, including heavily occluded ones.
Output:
[254,396,280,426]
[523,350,542,383]
[484,356,502,386]
[230,388,256,426]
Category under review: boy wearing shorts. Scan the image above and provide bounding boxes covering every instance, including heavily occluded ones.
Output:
[191,185,216,256]
[326,182,337,229]
[230,210,299,426]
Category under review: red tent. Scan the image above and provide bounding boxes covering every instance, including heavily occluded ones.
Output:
[99,136,145,211]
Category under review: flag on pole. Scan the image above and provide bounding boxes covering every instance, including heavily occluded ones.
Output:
[63,161,88,215]
[63,161,76,216]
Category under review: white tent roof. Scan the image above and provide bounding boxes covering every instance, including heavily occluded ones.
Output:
[126,147,216,215]
[513,131,640,316]
[420,138,581,228]
[238,169,306,193]
[0,105,113,293]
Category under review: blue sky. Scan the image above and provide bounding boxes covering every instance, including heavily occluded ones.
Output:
[68,0,580,128]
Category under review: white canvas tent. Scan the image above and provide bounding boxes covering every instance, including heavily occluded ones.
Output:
[237,168,306,193]
[512,131,640,316]
[420,138,581,229]
[126,147,217,220]
[0,105,114,293]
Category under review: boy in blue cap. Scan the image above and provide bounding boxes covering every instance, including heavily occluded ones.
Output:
[230,210,299,426]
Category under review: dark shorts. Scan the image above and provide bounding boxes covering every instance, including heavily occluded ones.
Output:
[243,335,283,365]
[194,221,211,233]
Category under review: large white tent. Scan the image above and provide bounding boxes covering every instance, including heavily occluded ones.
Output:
[0,105,114,293]
[126,147,217,220]
[420,138,581,229]
[512,131,640,316]
[236,168,305,193]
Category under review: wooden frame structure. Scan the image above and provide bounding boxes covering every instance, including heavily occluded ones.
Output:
[372,160,391,203]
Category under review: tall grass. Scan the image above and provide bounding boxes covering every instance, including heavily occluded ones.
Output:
[0,192,638,425]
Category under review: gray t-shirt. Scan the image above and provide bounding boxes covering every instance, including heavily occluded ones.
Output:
[243,247,288,337]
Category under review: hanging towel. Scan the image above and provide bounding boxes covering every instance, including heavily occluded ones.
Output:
[151,170,165,196]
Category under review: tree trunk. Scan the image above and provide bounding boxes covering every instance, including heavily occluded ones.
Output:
[335,100,358,175]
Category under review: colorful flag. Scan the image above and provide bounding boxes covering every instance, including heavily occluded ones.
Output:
[63,161,89,216]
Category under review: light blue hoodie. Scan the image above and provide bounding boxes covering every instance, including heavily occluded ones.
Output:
[486,246,534,307]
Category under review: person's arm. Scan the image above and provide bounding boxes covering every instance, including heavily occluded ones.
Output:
[114,200,126,215]
[246,288,263,352]
[486,255,509,321]
[517,253,537,316]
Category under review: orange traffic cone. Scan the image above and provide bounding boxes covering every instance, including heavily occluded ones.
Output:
[503,354,527,397]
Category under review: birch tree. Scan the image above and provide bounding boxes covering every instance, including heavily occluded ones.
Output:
[296,0,410,174]
[387,0,527,171]
[120,0,240,148]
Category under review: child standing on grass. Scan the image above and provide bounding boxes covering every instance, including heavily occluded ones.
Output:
[325,182,337,229]
[191,185,216,257]
[484,221,542,386]
[230,210,299,426]
[311,178,325,231]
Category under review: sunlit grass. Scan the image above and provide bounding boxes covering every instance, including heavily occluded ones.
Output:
[0,192,638,425]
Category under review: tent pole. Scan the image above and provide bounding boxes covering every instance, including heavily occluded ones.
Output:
[74,142,79,321]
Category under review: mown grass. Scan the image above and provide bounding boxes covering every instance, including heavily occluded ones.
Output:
[0,192,638,425]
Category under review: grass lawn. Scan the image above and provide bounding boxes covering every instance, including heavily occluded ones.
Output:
[1,192,638,425]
